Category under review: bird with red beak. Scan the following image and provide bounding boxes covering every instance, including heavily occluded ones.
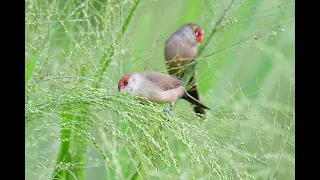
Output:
[118,71,210,114]
[164,23,206,116]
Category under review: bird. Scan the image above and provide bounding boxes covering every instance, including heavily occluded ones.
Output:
[164,23,206,115]
[118,71,210,114]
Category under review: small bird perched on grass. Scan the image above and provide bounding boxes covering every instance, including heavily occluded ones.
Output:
[118,71,210,114]
[164,23,206,115]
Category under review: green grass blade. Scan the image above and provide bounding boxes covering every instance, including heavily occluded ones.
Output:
[121,0,140,37]
[25,54,37,87]
[52,109,73,180]
[25,33,47,87]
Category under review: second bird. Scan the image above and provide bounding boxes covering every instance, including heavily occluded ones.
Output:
[164,23,206,115]
[118,71,210,114]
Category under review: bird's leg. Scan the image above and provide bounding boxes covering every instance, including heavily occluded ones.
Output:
[163,102,175,115]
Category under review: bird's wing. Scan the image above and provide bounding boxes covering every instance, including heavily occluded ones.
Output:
[142,72,183,91]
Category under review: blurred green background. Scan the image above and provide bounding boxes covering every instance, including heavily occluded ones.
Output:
[25,0,294,179]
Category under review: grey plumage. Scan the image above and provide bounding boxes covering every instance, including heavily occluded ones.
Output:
[118,71,210,112]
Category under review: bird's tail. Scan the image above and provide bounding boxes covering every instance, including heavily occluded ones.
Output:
[185,74,209,115]
[187,86,207,115]
[182,90,210,112]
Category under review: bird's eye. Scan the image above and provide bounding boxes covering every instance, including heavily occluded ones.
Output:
[194,30,198,36]
[124,80,128,85]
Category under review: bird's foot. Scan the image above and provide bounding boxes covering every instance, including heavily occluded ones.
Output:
[163,107,172,115]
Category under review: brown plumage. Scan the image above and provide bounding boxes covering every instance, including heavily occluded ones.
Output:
[118,71,210,114]
[164,23,206,115]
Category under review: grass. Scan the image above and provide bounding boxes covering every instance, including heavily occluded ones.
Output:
[25,53,37,87]
[25,0,295,179]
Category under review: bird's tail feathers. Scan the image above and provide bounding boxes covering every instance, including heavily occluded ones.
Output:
[182,91,210,111]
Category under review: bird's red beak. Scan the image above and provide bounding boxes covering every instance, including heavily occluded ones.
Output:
[119,85,125,92]
[196,34,204,43]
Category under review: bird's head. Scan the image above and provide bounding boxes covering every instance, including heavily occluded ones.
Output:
[118,74,131,92]
[180,23,204,45]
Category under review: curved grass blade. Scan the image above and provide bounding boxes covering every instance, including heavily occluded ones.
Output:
[25,34,47,87]
[25,54,37,87]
